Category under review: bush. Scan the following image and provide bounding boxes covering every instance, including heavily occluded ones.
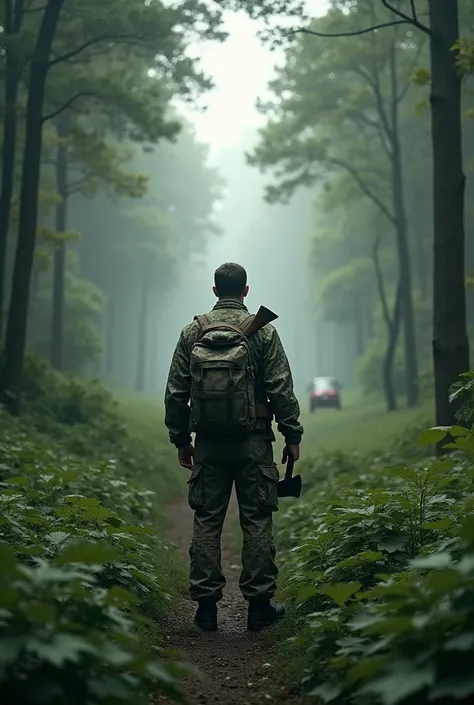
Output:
[12,354,181,501]
[275,409,474,704]
[0,417,189,704]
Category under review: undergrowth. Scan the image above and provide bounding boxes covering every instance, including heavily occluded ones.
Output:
[274,374,474,705]
[0,355,189,704]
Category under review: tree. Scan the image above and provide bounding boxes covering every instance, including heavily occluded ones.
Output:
[68,120,223,390]
[248,0,425,407]
[279,0,470,435]
[0,0,27,340]
[0,0,218,411]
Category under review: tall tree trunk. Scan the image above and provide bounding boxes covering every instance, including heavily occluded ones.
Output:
[382,283,402,412]
[0,0,25,340]
[389,42,419,407]
[106,297,115,379]
[353,296,365,357]
[51,113,69,370]
[413,223,428,297]
[0,0,64,413]
[0,56,20,341]
[373,233,401,411]
[148,316,158,394]
[136,277,149,393]
[428,0,470,439]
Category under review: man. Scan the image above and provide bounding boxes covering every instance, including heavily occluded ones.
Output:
[164,262,303,632]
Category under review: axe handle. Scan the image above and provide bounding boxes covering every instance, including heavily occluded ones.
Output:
[284,456,295,481]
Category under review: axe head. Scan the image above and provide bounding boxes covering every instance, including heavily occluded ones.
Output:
[277,474,302,499]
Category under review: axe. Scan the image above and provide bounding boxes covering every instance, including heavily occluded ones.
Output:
[277,456,302,499]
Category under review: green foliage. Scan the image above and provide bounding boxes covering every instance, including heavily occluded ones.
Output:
[275,375,474,704]
[0,417,189,703]
[8,354,182,505]
[356,292,432,397]
[454,37,474,77]
[29,256,106,374]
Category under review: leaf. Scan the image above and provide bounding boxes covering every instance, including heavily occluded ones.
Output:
[296,584,318,603]
[411,67,430,85]
[418,427,450,446]
[322,582,361,607]
[0,637,24,665]
[55,542,119,565]
[5,476,28,485]
[410,552,452,570]
[449,426,469,437]
[45,531,71,545]
[444,632,474,652]
[361,662,435,705]
[309,682,343,702]
[377,534,409,554]
[421,519,453,531]
[459,515,474,542]
[28,634,96,666]
[358,551,384,562]
[429,675,474,700]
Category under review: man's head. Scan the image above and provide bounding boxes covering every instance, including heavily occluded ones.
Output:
[213,262,249,301]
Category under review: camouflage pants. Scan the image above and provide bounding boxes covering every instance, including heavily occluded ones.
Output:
[187,434,279,602]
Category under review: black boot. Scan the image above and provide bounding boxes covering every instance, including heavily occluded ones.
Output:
[247,598,285,631]
[194,599,218,632]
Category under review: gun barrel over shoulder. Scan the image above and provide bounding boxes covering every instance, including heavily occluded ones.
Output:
[245,306,278,337]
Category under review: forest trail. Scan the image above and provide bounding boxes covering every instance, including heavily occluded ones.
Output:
[152,494,302,705]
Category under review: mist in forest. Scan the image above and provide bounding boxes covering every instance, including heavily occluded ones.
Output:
[1,0,472,424]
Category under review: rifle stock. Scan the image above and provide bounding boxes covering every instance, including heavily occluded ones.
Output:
[245,306,278,337]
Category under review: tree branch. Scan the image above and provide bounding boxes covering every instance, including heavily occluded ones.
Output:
[42,92,98,123]
[328,157,396,225]
[47,34,138,69]
[379,0,430,34]
[396,39,425,103]
[67,174,93,196]
[24,4,47,13]
[291,20,409,39]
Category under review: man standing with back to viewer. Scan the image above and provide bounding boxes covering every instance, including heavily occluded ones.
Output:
[164,262,303,632]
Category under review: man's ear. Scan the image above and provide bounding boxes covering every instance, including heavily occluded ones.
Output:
[243,285,249,298]
[212,286,219,298]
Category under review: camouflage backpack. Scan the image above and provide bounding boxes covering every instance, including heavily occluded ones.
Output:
[189,314,269,436]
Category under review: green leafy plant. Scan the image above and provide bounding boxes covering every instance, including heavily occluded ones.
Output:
[0,416,188,703]
[275,372,474,705]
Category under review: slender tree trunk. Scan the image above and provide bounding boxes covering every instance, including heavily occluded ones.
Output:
[353,297,365,357]
[413,223,428,297]
[51,113,69,370]
[106,297,115,379]
[382,283,402,412]
[0,0,25,341]
[365,308,374,342]
[148,316,158,394]
[428,0,470,440]
[389,42,419,407]
[0,0,64,413]
[0,54,20,341]
[373,233,401,411]
[136,277,149,393]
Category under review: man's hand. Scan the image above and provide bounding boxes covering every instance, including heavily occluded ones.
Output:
[178,443,195,469]
[282,444,300,464]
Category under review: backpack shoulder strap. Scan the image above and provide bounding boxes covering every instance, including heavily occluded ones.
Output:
[194,314,210,330]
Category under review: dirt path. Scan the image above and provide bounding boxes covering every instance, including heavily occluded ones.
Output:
[152,492,301,705]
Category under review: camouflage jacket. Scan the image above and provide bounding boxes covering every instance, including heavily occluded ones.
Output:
[164,299,303,448]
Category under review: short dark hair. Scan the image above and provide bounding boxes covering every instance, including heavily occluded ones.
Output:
[214,262,247,298]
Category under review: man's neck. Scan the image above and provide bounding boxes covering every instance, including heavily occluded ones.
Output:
[218,297,243,304]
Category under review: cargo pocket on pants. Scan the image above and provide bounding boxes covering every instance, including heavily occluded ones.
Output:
[257,463,279,512]
[187,463,204,511]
